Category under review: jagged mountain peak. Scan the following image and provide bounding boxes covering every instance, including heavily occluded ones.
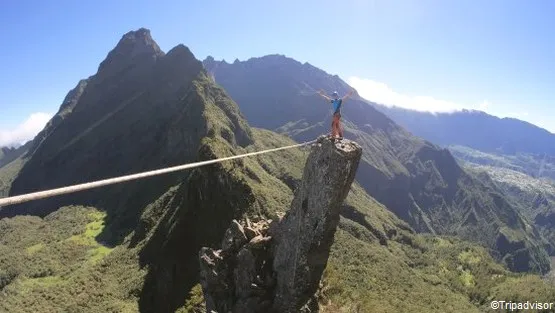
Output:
[97,27,164,75]
[243,54,300,68]
[166,44,195,58]
[204,54,300,70]
[3,28,252,228]
[163,44,203,73]
[115,28,162,56]
[203,53,304,66]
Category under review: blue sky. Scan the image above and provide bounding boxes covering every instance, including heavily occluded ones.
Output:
[1,0,554,146]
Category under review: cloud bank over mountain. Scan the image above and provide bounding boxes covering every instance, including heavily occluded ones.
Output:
[347,76,489,113]
[348,76,553,132]
[0,112,52,147]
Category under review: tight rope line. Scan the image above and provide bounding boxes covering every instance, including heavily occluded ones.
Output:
[0,139,317,207]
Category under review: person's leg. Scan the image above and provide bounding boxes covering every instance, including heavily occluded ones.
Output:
[332,114,340,138]
[338,114,343,138]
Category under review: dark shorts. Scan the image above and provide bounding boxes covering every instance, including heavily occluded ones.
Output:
[333,112,341,118]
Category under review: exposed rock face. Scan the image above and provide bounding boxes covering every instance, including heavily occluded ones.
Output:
[199,219,274,312]
[97,28,163,76]
[199,137,362,313]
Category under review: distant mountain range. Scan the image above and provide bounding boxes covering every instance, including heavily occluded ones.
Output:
[0,142,31,168]
[374,105,555,156]
[373,102,555,265]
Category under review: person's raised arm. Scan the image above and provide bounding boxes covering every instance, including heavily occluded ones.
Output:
[318,90,332,101]
[342,89,355,101]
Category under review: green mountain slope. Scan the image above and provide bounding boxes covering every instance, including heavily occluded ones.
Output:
[0,206,144,312]
[463,163,555,251]
[448,145,555,252]
[0,157,25,198]
[0,142,31,169]
[3,129,555,312]
[204,55,551,273]
[449,144,555,183]
[0,142,32,197]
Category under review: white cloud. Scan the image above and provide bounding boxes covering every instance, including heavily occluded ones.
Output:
[347,76,555,134]
[347,76,488,113]
[0,113,53,148]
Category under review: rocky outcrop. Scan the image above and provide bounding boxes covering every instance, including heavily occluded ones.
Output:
[199,137,362,313]
[97,28,164,76]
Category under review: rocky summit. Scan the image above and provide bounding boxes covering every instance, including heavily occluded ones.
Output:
[199,137,362,313]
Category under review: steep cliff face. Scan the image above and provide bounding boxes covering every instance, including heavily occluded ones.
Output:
[199,137,362,313]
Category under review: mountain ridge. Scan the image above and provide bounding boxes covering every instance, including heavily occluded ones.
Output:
[2,29,248,243]
[374,105,555,155]
[0,141,31,169]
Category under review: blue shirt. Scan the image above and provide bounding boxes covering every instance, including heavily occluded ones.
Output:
[331,98,342,114]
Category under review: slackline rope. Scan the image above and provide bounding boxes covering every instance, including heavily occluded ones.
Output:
[0,139,318,207]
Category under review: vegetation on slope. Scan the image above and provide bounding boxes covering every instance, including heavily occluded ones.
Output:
[0,157,25,198]
[0,206,145,313]
[2,129,555,313]
[0,142,31,198]
[464,163,555,255]
[450,144,555,181]
[0,141,31,169]
[322,229,555,313]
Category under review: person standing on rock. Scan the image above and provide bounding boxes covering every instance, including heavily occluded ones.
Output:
[318,89,354,140]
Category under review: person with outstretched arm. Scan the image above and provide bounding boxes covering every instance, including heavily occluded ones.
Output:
[318,89,354,140]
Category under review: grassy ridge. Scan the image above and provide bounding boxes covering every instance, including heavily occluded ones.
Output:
[0,157,25,198]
